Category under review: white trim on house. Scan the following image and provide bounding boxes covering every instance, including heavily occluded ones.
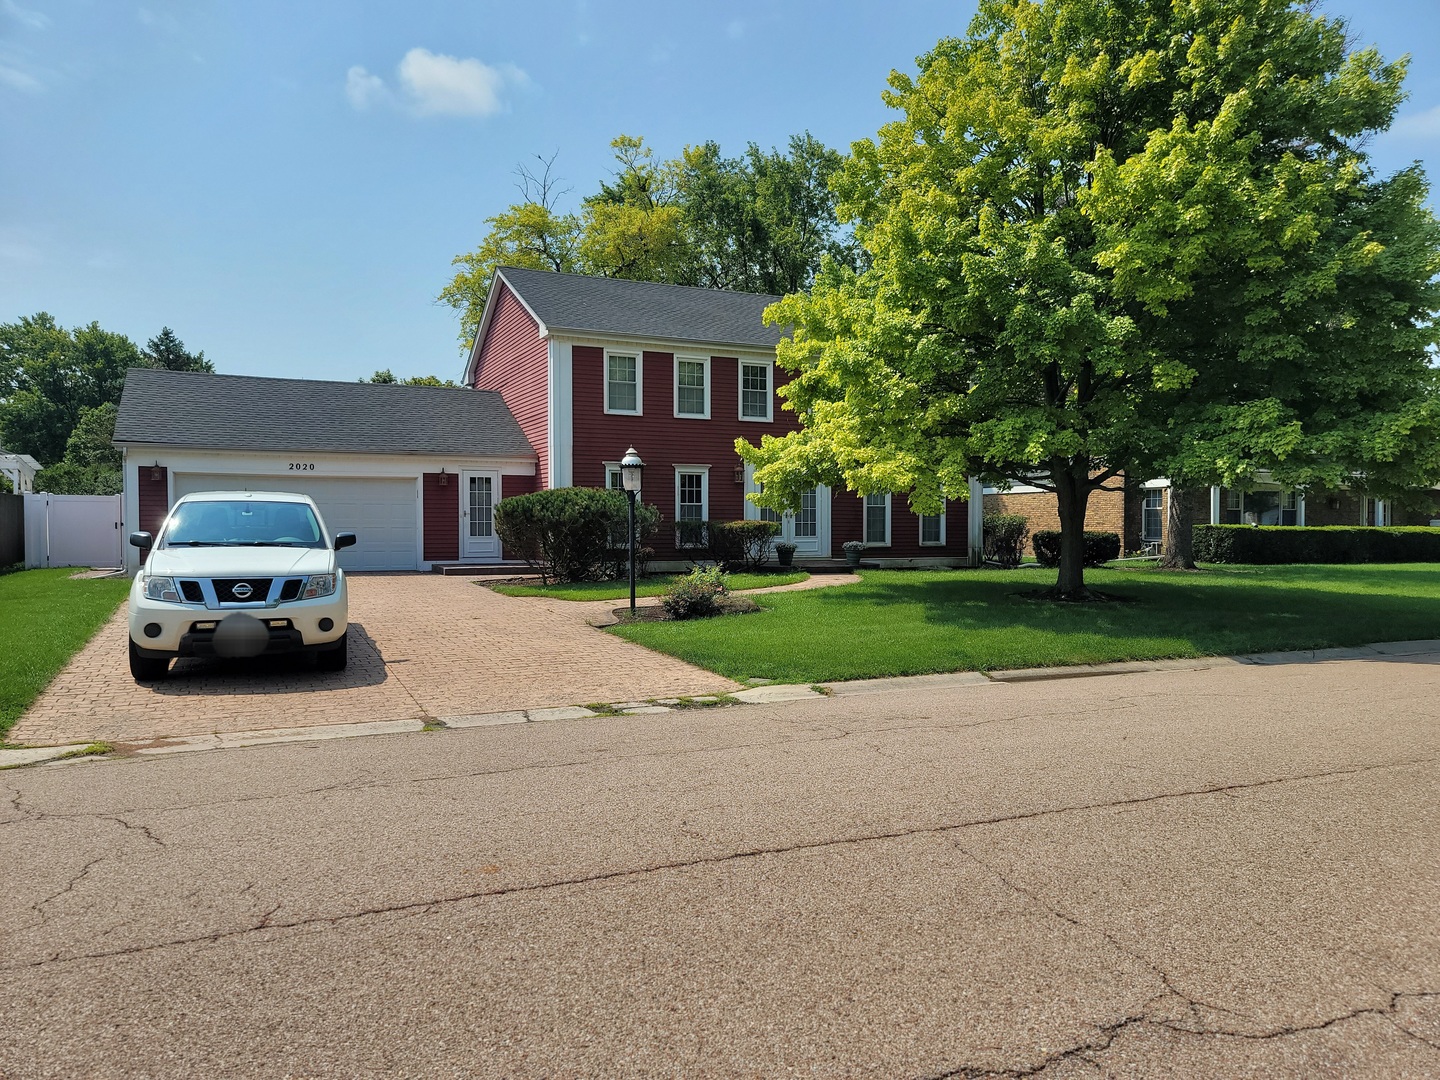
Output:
[548,339,574,487]
[673,355,712,420]
[863,493,891,547]
[459,469,501,560]
[603,348,644,417]
[968,477,985,564]
[738,359,774,422]
[464,269,552,386]
[547,331,777,362]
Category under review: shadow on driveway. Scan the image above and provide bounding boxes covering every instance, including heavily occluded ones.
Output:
[148,623,388,697]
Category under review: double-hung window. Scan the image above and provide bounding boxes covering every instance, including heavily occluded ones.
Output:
[1142,490,1163,543]
[919,510,944,546]
[675,357,709,419]
[605,352,641,415]
[675,467,709,547]
[740,361,772,421]
[864,493,891,546]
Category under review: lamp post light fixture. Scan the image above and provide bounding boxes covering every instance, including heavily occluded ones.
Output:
[620,447,645,616]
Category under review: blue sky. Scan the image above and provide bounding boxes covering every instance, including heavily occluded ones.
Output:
[3,0,1438,384]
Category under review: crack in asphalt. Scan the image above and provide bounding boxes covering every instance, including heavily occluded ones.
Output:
[9,754,1433,974]
[922,991,1440,1078]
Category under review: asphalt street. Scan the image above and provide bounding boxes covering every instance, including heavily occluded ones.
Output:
[3,654,1438,1078]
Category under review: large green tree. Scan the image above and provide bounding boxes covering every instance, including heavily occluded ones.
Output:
[144,327,213,373]
[440,133,861,349]
[740,0,1440,597]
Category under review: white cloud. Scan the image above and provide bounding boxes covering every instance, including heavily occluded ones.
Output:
[2,0,48,29]
[345,65,390,110]
[345,48,527,118]
[0,62,42,93]
[1389,103,1440,140]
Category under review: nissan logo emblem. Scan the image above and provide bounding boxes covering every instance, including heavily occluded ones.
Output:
[232,582,253,599]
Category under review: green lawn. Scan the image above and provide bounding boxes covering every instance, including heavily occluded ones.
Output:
[491,570,809,601]
[1,568,130,742]
[609,564,1440,684]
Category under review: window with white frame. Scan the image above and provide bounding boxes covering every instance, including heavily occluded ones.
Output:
[740,361,771,421]
[1142,490,1163,543]
[675,467,709,545]
[795,488,817,538]
[1226,488,1241,511]
[919,510,944,546]
[605,463,623,490]
[675,357,710,418]
[605,352,641,414]
[864,493,890,546]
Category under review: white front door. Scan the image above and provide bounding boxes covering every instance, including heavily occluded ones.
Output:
[461,471,499,560]
[744,466,829,557]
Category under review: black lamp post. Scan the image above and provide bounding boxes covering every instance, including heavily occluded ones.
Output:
[620,446,645,615]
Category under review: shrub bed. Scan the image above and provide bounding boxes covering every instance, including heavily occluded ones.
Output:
[676,519,781,572]
[660,566,730,619]
[493,487,659,583]
[1032,530,1121,568]
[982,512,1030,568]
[1193,524,1440,564]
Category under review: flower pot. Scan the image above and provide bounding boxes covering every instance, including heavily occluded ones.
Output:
[776,548,795,567]
[845,550,862,567]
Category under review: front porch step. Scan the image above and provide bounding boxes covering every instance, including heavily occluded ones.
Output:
[430,562,538,577]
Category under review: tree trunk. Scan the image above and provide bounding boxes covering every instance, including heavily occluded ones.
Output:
[1053,469,1091,599]
[1158,485,1197,570]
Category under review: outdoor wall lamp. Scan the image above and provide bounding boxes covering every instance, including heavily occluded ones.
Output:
[438,467,449,487]
[149,462,162,481]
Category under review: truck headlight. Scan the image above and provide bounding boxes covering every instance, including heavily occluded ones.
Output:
[302,573,336,599]
[144,576,181,602]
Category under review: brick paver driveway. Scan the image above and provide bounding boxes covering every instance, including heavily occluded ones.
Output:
[14,575,738,746]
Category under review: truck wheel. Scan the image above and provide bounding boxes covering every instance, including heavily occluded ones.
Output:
[129,639,170,682]
[316,631,348,672]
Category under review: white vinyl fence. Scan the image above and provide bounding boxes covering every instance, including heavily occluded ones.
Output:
[24,493,123,569]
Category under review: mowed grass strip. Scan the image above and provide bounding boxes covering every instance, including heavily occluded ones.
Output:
[1,568,130,741]
[609,564,1440,684]
[492,570,809,601]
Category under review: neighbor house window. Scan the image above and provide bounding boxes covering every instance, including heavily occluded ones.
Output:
[675,467,709,545]
[605,352,641,414]
[675,357,710,418]
[919,511,944,546]
[1281,490,1299,526]
[1226,489,1241,511]
[740,361,772,421]
[1142,490,1163,544]
[864,493,890,546]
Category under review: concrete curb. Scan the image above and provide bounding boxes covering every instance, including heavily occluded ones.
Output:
[10,639,1438,768]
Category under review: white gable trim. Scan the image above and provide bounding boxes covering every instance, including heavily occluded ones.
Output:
[464,269,552,387]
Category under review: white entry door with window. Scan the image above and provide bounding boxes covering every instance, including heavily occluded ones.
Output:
[461,470,499,559]
[743,465,829,557]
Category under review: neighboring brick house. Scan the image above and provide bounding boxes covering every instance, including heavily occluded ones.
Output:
[986,475,1440,556]
[468,267,982,566]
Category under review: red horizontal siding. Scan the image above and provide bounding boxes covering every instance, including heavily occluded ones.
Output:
[832,493,969,559]
[570,348,802,559]
[502,473,538,500]
[137,466,168,563]
[474,284,550,487]
[422,473,458,562]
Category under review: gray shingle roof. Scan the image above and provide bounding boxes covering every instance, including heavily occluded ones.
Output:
[497,266,784,349]
[114,368,535,458]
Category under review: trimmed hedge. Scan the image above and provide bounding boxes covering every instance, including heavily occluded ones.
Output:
[1032,530,1122,568]
[1193,525,1440,564]
[982,512,1030,569]
[675,519,781,572]
[493,487,659,584]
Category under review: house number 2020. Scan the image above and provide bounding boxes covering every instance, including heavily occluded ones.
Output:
[289,462,315,471]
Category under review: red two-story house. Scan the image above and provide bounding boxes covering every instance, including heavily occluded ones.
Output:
[468,267,979,567]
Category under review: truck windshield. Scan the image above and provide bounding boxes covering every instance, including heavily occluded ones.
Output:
[162,501,328,548]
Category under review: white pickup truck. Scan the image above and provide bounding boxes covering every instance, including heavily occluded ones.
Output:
[127,490,354,682]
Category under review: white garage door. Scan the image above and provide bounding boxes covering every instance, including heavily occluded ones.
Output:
[172,474,419,571]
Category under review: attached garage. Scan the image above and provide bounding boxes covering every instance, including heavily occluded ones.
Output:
[115,368,538,574]
[171,474,420,571]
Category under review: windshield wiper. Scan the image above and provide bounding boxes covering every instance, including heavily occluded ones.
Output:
[169,540,228,547]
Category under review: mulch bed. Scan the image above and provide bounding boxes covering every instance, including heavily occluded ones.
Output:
[611,596,762,623]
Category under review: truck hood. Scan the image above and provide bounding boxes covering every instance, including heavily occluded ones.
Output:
[143,546,336,579]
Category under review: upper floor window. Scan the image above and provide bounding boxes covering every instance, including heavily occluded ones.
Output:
[864,493,891,546]
[675,357,710,419]
[606,352,641,415]
[740,361,772,421]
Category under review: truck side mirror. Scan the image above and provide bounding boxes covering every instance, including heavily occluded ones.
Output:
[334,532,357,550]
[129,531,153,550]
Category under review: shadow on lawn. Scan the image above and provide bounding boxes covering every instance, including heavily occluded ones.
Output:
[799,569,1440,658]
